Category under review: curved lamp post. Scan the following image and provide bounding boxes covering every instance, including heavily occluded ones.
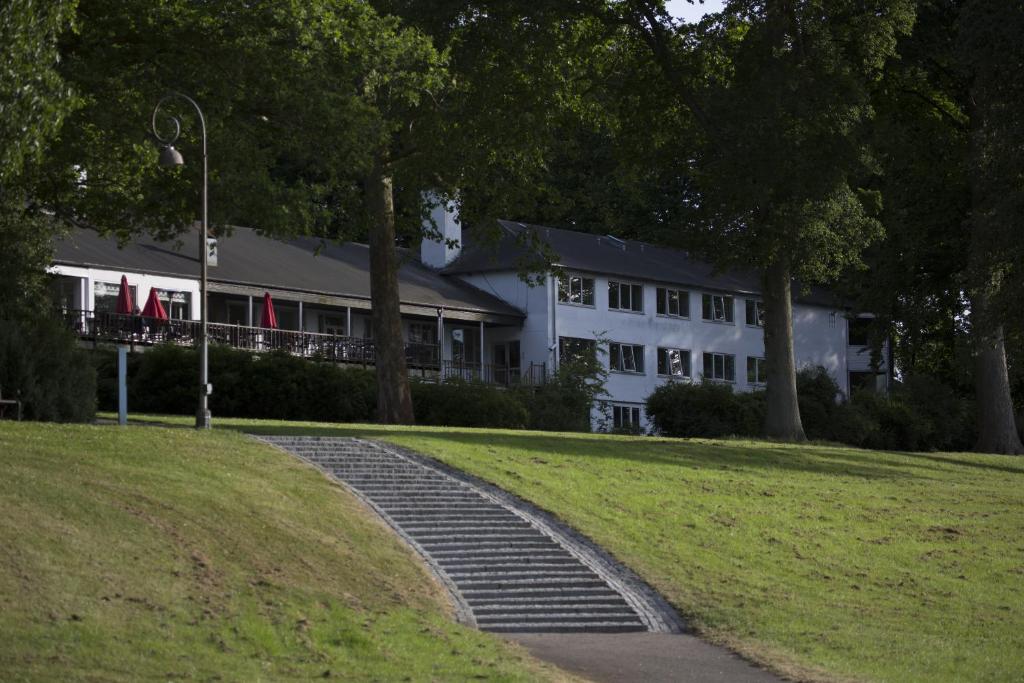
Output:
[152,93,210,429]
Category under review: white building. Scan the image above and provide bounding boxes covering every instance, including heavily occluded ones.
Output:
[442,220,888,431]
[50,211,887,431]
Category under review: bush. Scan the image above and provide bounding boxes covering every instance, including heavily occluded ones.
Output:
[95,345,377,422]
[0,315,96,422]
[796,366,842,440]
[645,380,764,438]
[519,359,604,432]
[412,379,528,429]
[831,376,975,452]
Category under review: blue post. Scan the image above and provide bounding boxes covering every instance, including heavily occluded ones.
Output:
[118,345,128,426]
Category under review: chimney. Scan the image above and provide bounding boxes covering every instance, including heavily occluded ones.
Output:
[421,193,462,269]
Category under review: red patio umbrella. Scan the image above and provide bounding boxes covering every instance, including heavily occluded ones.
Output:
[140,287,169,321]
[260,292,278,329]
[115,275,134,314]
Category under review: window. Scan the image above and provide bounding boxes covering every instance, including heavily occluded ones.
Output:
[848,318,871,346]
[747,357,766,384]
[319,313,347,336]
[701,294,734,323]
[609,342,645,373]
[657,348,691,377]
[612,405,642,432]
[452,327,480,364]
[558,274,595,306]
[702,352,736,381]
[559,336,596,364]
[608,281,643,312]
[745,299,764,327]
[408,322,437,345]
[157,289,191,320]
[227,301,248,325]
[94,281,137,314]
[656,287,689,317]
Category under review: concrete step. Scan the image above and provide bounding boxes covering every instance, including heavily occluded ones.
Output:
[447,569,598,581]
[441,562,590,574]
[454,577,609,591]
[475,612,641,625]
[387,518,524,528]
[418,540,562,552]
[434,561,585,573]
[462,586,622,601]
[408,533,546,544]
[480,622,647,634]
[472,603,633,615]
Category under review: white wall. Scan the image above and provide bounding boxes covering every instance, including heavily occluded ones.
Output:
[456,272,551,372]
[460,269,854,432]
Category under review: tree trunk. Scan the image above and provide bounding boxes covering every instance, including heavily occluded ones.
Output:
[762,256,807,441]
[965,83,1022,455]
[971,298,1023,455]
[366,155,415,424]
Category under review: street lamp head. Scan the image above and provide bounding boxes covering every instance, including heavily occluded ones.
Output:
[159,145,184,167]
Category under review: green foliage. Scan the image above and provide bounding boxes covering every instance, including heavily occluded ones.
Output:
[645,380,764,439]
[95,345,618,431]
[411,379,528,429]
[0,0,78,183]
[646,366,975,452]
[832,378,976,452]
[524,356,608,433]
[96,346,377,423]
[0,315,95,422]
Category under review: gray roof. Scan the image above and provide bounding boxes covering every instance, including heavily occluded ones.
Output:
[445,220,843,308]
[54,227,524,319]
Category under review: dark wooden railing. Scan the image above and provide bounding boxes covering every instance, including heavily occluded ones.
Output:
[61,309,545,386]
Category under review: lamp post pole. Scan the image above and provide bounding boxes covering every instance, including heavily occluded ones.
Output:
[152,93,211,429]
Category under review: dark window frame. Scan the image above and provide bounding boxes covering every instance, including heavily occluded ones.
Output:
[656,347,691,377]
[609,341,645,374]
[701,293,735,323]
[656,287,690,318]
[746,356,766,384]
[558,274,596,307]
[702,351,736,382]
[745,299,764,327]
[608,280,644,313]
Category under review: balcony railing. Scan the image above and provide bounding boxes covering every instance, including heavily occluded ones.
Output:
[61,309,544,386]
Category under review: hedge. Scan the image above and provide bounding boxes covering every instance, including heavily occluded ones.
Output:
[0,315,96,422]
[94,344,593,431]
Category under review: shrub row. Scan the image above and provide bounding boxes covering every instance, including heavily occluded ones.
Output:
[95,344,594,431]
[646,366,977,452]
[0,315,96,422]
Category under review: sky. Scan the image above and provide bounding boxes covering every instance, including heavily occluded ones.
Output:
[664,0,726,23]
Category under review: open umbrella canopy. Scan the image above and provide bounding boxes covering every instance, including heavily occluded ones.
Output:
[140,287,169,320]
[260,292,278,329]
[115,275,134,315]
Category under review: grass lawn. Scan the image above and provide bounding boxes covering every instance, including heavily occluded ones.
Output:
[130,414,1024,683]
[0,422,577,682]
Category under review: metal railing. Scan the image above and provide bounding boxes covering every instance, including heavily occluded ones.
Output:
[61,309,545,386]
[440,360,547,387]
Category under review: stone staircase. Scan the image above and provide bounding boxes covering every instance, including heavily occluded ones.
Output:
[259,435,652,634]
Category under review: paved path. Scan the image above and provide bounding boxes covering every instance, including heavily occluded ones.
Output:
[507,633,781,683]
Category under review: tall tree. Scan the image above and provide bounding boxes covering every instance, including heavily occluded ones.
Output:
[603,0,915,440]
[849,0,1022,453]
[957,0,1024,453]
[0,0,79,319]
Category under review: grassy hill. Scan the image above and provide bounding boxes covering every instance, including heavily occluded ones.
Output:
[0,422,573,682]
[148,415,1024,683]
